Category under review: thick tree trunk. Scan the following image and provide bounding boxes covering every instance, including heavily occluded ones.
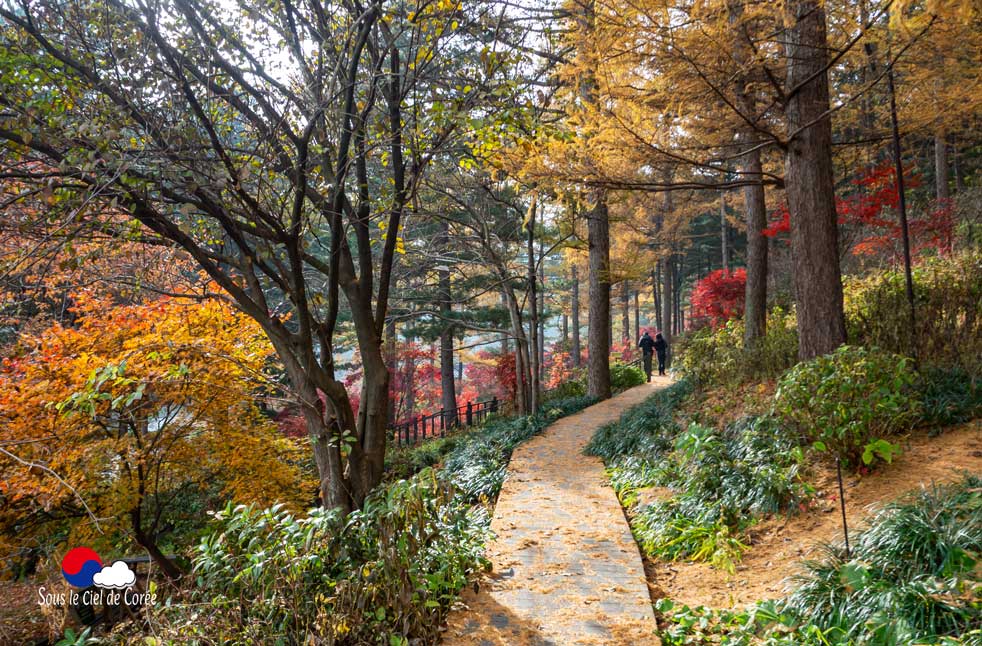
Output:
[504,287,531,415]
[935,130,950,202]
[729,0,769,347]
[571,266,581,367]
[742,146,769,346]
[276,355,351,512]
[562,312,569,347]
[348,352,389,506]
[587,197,612,399]
[784,0,846,360]
[608,302,613,353]
[131,512,183,581]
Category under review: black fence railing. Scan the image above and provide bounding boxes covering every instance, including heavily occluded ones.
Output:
[625,357,643,371]
[387,397,502,447]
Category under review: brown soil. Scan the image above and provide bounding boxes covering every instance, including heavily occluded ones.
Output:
[647,420,982,609]
[0,580,53,644]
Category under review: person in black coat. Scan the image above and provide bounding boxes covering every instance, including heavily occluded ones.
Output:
[654,333,668,376]
[638,331,656,382]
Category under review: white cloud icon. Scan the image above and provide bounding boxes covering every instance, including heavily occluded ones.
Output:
[93,561,136,589]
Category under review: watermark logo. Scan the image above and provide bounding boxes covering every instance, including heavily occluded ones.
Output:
[61,547,103,588]
[61,547,137,590]
[41,548,153,610]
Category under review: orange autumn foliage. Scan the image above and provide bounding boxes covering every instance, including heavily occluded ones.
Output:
[0,293,312,565]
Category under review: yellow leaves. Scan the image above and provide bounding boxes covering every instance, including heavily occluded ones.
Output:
[0,294,306,547]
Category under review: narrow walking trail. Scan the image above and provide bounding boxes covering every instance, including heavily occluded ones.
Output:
[443,378,671,646]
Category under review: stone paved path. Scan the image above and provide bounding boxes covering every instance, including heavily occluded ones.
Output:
[443,378,670,646]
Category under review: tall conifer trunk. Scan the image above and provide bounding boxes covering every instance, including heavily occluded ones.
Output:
[588,198,612,399]
[784,0,846,359]
[571,266,581,366]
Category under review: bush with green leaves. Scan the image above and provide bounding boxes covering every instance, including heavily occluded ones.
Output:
[656,475,982,646]
[610,360,646,390]
[628,418,811,573]
[918,366,982,429]
[588,383,810,573]
[383,435,458,481]
[542,376,587,401]
[774,345,921,467]
[138,471,489,645]
[674,307,798,385]
[585,379,693,464]
[785,474,982,644]
[845,251,982,375]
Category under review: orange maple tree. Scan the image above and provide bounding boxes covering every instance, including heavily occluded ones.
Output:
[0,292,311,579]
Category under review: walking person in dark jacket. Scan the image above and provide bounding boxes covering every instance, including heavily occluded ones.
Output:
[638,330,656,382]
[654,333,668,376]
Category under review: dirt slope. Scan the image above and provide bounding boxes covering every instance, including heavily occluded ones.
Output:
[648,420,982,608]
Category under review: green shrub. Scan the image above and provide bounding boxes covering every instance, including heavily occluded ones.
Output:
[918,367,982,429]
[656,475,982,646]
[142,471,490,645]
[675,307,798,385]
[628,417,811,573]
[844,251,982,375]
[384,435,458,481]
[774,345,921,467]
[542,377,587,401]
[610,360,646,390]
[785,475,982,644]
[589,384,810,572]
[585,379,693,463]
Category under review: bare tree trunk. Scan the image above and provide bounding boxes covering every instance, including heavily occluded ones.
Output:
[571,266,581,367]
[587,197,612,399]
[662,256,673,345]
[633,289,640,339]
[438,221,458,422]
[527,201,540,412]
[729,0,769,347]
[673,257,683,335]
[935,130,950,201]
[742,146,769,346]
[621,280,631,342]
[504,287,531,415]
[652,266,662,332]
[562,312,569,346]
[500,292,510,355]
[953,137,965,193]
[403,336,416,424]
[784,0,846,359]
[538,238,546,379]
[131,507,183,581]
[720,192,729,272]
[385,319,397,422]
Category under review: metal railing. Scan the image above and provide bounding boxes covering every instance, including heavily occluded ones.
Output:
[387,358,647,449]
[387,397,502,447]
